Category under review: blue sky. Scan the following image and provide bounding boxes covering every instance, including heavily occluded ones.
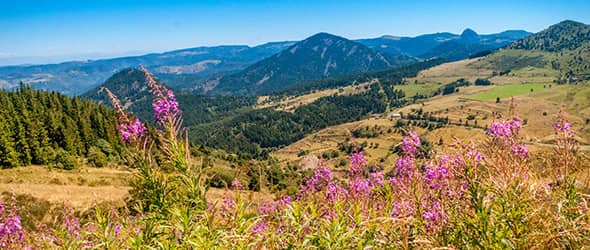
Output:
[1,0,589,65]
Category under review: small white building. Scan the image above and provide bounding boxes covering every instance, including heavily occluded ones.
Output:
[388,113,401,120]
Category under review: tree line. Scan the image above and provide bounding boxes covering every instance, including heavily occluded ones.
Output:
[0,85,123,168]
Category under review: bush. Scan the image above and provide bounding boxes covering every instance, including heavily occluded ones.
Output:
[475,78,492,85]
[87,146,108,168]
[297,149,309,157]
[207,167,235,188]
[50,149,77,170]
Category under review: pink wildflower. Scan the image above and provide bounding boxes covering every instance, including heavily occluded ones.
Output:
[401,131,421,155]
[370,172,384,186]
[114,224,121,237]
[348,178,371,197]
[119,118,146,143]
[326,182,347,202]
[231,179,244,190]
[395,155,415,178]
[220,199,235,217]
[349,152,367,177]
[422,201,446,233]
[277,196,292,207]
[511,143,528,158]
[140,66,181,124]
[252,221,269,234]
[64,216,80,238]
[259,202,276,214]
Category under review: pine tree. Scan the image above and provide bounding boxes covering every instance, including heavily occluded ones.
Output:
[0,120,19,168]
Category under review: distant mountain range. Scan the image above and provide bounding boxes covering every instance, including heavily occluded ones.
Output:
[0,42,295,95]
[211,33,417,95]
[0,28,531,96]
[356,29,531,58]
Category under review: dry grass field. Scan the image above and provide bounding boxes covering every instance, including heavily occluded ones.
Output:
[256,81,372,112]
[0,166,132,209]
[407,58,492,84]
[0,164,274,209]
[407,51,558,86]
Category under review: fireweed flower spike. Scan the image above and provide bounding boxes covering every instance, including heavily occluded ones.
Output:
[104,87,147,143]
[140,65,180,124]
[114,224,121,237]
[553,112,577,178]
[401,131,421,155]
[349,152,367,177]
[231,179,244,190]
[118,118,147,143]
[553,112,574,136]
[104,87,130,125]
[487,116,522,141]
[0,201,25,248]
[259,202,276,214]
[252,221,269,234]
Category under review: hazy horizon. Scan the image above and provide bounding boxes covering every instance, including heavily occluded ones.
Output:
[1,0,590,66]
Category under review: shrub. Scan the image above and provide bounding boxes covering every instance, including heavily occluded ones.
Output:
[50,149,77,170]
[297,149,309,157]
[475,78,492,85]
[207,167,235,188]
[87,146,108,168]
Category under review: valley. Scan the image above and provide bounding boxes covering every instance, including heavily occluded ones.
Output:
[5,57,589,208]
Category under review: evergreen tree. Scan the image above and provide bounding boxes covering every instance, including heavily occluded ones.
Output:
[0,120,19,168]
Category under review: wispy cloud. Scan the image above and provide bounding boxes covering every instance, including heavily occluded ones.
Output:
[0,52,16,58]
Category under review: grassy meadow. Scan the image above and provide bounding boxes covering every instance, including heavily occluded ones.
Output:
[467,83,550,100]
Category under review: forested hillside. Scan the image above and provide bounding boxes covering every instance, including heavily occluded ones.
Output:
[190,59,444,156]
[83,68,257,125]
[212,33,416,95]
[0,85,123,168]
[276,58,446,96]
[508,20,590,51]
[475,20,590,81]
